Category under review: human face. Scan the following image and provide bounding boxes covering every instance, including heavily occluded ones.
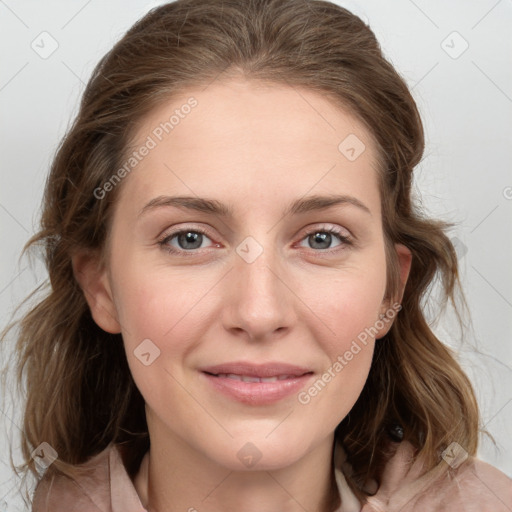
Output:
[100,78,395,470]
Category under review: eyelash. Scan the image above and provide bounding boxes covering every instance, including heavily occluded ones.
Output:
[157,225,353,256]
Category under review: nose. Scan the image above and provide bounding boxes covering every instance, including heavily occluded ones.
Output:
[221,242,298,342]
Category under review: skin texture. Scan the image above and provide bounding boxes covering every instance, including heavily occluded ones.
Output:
[73,78,412,512]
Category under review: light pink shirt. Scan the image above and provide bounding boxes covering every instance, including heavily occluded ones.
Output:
[32,440,512,511]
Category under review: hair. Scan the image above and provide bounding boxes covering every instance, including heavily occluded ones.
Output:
[1,0,480,508]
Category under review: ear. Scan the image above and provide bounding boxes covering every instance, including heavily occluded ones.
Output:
[71,250,121,334]
[376,243,412,338]
[393,243,412,305]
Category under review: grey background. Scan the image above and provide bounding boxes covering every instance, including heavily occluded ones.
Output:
[1,0,511,509]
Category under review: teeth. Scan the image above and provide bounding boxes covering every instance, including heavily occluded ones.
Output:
[241,375,261,383]
[215,373,294,382]
[225,373,243,381]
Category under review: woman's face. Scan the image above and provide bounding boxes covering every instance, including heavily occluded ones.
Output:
[78,78,409,471]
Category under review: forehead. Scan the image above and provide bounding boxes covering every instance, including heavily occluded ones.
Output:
[115,78,382,218]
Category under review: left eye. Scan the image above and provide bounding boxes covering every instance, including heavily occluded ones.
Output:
[298,228,351,251]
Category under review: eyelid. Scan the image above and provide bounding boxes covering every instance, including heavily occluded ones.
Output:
[157,224,218,247]
[293,223,354,254]
[158,221,212,237]
[297,222,352,240]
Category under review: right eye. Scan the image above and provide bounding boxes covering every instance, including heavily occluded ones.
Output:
[158,227,220,255]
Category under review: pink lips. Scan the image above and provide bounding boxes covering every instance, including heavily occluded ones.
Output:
[199,361,314,405]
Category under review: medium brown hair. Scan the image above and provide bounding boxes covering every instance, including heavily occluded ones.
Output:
[1,0,479,507]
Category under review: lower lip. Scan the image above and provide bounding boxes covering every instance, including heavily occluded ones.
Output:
[201,372,314,405]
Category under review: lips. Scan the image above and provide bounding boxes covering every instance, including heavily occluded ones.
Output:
[199,361,315,405]
[214,373,300,382]
[199,361,313,379]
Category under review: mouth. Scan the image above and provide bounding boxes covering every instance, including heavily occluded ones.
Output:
[199,362,315,405]
[204,372,311,383]
[199,361,313,378]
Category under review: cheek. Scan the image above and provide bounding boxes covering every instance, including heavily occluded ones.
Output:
[296,269,385,422]
[111,267,211,410]
[113,266,209,351]
[300,254,386,389]
[306,258,387,348]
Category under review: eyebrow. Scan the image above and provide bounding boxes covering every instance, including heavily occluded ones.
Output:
[137,193,372,219]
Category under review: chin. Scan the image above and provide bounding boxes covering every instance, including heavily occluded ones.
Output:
[204,432,314,472]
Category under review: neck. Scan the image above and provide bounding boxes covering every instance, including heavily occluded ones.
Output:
[134,424,339,512]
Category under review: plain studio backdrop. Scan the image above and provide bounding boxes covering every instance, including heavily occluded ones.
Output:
[0,0,511,509]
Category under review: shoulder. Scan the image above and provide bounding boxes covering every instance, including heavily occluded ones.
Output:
[415,457,512,511]
[32,444,114,512]
[361,441,512,512]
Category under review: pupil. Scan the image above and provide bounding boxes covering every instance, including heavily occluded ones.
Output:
[180,232,202,249]
[311,232,330,249]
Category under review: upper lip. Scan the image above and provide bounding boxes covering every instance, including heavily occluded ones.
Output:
[200,361,314,378]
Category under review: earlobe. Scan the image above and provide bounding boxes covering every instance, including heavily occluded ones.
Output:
[71,250,122,334]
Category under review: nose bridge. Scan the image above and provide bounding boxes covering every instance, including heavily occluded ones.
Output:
[224,234,296,338]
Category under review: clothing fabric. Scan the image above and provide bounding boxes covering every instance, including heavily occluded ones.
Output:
[32,439,512,511]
